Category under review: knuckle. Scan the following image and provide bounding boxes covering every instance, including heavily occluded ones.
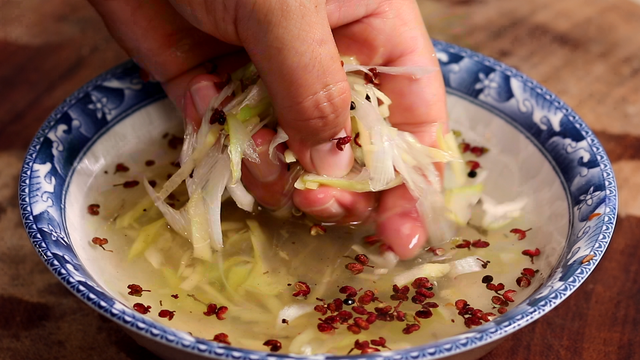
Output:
[287,80,352,141]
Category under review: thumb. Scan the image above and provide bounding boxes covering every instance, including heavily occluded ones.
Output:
[238,0,353,177]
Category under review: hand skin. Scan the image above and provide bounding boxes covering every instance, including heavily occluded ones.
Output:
[88,0,448,259]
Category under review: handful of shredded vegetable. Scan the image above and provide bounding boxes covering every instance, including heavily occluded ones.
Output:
[142,57,468,261]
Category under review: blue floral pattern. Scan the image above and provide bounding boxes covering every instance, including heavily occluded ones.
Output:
[19,42,617,359]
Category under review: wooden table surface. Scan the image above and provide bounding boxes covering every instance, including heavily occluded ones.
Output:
[1,0,639,359]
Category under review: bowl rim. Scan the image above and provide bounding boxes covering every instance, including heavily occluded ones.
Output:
[19,40,618,359]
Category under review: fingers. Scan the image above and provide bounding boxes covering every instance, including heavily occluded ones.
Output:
[292,187,376,224]
[170,0,354,177]
[182,52,252,128]
[240,128,376,223]
[376,185,427,260]
[240,128,295,210]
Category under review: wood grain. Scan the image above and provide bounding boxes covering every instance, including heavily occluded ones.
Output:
[0,0,639,359]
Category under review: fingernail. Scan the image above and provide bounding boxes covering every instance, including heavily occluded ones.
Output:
[310,129,354,177]
[182,91,201,129]
[244,152,283,183]
[377,214,426,260]
[189,80,216,117]
[307,198,346,222]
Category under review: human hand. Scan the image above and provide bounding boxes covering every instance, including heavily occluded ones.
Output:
[89,0,448,259]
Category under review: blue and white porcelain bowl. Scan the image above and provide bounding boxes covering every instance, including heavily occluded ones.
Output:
[19,41,617,360]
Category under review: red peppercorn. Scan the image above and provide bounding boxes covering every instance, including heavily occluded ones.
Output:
[481,312,496,322]
[412,277,433,289]
[87,204,100,216]
[352,306,368,315]
[115,180,140,189]
[216,306,228,320]
[339,286,358,298]
[470,146,488,157]
[370,337,389,349]
[390,293,409,301]
[346,262,365,275]
[212,333,230,345]
[209,108,227,126]
[415,309,433,319]
[374,305,393,314]
[364,67,381,85]
[133,303,151,314]
[455,299,468,311]
[361,347,380,354]
[363,235,380,246]
[516,276,531,288]
[115,163,130,173]
[354,340,370,351]
[357,290,377,305]
[521,268,536,278]
[366,312,378,324]
[377,313,395,322]
[353,132,362,147]
[503,290,517,302]
[354,254,370,266]
[127,284,150,297]
[158,309,175,321]
[327,298,343,313]
[167,134,183,150]
[498,307,508,314]
[402,323,420,334]
[292,281,311,298]
[510,228,532,240]
[354,317,370,330]
[491,296,505,306]
[415,288,435,299]
[91,237,112,252]
[423,302,439,309]
[314,304,328,315]
[465,316,482,328]
[346,324,361,334]
[203,303,218,316]
[471,239,490,248]
[522,248,541,263]
[263,339,282,352]
[331,135,352,151]
[91,237,107,247]
[336,310,353,323]
[411,294,426,304]
[466,160,481,171]
[455,239,472,249]
[317,322,334,333]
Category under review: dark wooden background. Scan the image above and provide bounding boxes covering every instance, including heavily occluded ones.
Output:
[1,0,639,359]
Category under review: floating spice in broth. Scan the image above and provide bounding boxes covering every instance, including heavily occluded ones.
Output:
[85,58,546,355]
